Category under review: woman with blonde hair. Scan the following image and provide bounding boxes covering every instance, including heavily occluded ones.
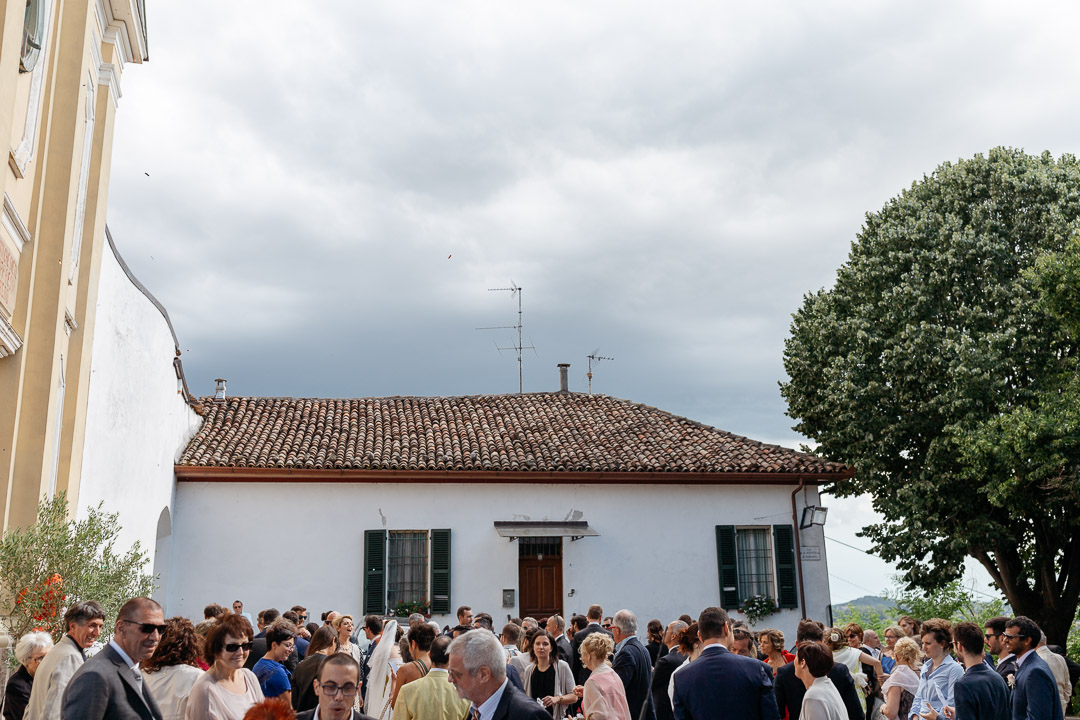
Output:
[578,632,631,720]
[879,636,920,720]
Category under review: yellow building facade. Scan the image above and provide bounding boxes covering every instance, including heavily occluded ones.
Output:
[0,0,147,532]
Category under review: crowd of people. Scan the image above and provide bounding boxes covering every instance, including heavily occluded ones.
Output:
[2,596,1077,720]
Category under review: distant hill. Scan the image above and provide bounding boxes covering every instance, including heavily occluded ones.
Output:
[834,595,892,613]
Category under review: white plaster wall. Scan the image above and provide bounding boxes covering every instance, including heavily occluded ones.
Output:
[171,481,834,640]
[77,243,202,606]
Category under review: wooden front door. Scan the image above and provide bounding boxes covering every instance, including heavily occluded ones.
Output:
[518,537,563,619]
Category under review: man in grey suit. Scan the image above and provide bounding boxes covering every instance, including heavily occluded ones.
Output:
[61,597,166,720]
[24,600,106,720]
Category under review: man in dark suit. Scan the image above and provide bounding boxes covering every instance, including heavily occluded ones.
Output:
[60,597,165,720]
[296,654,376,720]
[611,609,656,720]
[360,615,384,700]
[572,604,612,685]
[984,616,1017,683]
[672,607,779,720]
[652,620,688,720]
[950,622,1008,720]
[774,620,863,720]
[1004,616,1062,720]
[448,629,549,720]
[547,614,573,665]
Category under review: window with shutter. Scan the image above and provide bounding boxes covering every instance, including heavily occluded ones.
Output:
[364,529,386,615]
[430,529,451,614]
[715,525,739,609]
[773,524,798,609]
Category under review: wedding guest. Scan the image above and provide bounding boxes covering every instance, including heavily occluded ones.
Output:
[522,630,576,718]
[580,633,632,720]
[3,632,52,720]
[880,637,920,720]
[292,626,336,712]
[187,614,265,720]
[143,617,205,720]
[795,642,846,720]
[759,629,794,676]
[907,619,962,720]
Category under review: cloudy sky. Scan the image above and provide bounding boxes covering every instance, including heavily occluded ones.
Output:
[104,1,1077,604]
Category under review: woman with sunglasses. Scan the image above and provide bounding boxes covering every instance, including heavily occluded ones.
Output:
[186,614,265,720]
[143,617,204,720]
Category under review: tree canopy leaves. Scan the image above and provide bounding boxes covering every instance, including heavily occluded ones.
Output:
[781,148,1080,642]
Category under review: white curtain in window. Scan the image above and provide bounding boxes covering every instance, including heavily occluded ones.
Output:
[736,528,773,601]
[387,531,427,608]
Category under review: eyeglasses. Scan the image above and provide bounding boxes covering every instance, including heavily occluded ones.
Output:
[984,633,998,639]
[120,619,167,635]
[299,615,308,622]
[1002,633,1020,641]
[224,641,254,653]
[319,683,358,697]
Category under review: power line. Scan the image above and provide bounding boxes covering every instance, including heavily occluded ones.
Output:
[825,536,1002,601]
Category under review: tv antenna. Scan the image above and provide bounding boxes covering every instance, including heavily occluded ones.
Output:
[586,350,614,394]
[476,282,535,393]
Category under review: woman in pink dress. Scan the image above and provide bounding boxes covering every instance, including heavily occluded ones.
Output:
[577,633,631,720]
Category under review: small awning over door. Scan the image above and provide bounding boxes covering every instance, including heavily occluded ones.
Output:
[493,520,599,541]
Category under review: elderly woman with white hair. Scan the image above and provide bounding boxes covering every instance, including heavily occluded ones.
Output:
[3,632,54,720]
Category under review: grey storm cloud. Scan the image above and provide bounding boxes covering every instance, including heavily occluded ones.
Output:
[102,3,1080,601]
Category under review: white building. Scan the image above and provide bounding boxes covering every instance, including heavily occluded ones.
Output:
[166,374,850,639]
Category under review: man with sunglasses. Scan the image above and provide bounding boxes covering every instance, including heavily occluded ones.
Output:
[1003,616,1062,720]
[983,616,1017,684]
[297,654,375,720]
[60,597,165,720]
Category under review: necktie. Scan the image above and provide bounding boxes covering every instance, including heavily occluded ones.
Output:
[471,706,481,720]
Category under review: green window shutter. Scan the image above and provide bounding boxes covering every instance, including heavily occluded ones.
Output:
[430,528,451,615]
[715,525,739,609]
[773,524,798,609]
[364,529,387,615]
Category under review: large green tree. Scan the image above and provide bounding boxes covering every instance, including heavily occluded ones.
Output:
[781,148,1080,644]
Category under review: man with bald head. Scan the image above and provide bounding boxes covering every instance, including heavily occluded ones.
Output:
[61,597,166,720]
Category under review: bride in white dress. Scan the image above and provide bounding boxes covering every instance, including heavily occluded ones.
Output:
[364,619,402,720]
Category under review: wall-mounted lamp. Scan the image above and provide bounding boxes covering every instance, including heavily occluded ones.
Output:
[800,505,829,529]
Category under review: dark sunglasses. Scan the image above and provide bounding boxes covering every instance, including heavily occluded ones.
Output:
[120,619,167,635]
[224,641,254,653]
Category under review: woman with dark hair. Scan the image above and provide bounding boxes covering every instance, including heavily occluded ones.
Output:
[794,642,845,720]
[522,630,576,718]
[186,614,264,720]
[291,626,336,711]
[908,619,962,720]
[645,620,667,666]
[143,617,205,720]
[897,616,922,639]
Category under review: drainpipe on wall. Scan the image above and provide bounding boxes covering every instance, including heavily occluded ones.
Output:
[790,478,808,619]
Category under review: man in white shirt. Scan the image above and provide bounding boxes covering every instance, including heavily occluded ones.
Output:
[297,654,375,720]
[448,630,548,720]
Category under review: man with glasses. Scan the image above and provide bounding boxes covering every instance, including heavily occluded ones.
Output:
[938,622,1009,720]
[232,600,254,624]
[297,654,375,720]
[1003,616,1063,720]
[60,597,165,720]
[25,600,106,720]
[447,630,549,720]
[396,635,471,720]
[983,616,1017,683]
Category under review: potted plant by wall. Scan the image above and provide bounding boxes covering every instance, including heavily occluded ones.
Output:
[392,600,431,618]
[742,594,778,625]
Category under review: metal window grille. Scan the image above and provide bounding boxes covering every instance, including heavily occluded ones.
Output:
[736,527,774,603]
[387,531,428,608]
[518,537,562,558]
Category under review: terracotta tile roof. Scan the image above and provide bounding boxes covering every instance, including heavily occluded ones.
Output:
[176,394,848,477]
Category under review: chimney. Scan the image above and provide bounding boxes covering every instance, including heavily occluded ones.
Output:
[214,378,227,401]
[557,363,570,393]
